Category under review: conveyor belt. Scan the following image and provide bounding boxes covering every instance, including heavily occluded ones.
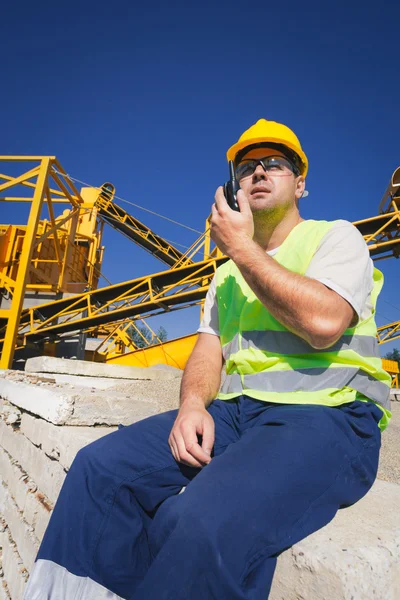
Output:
[0,257,228,343]
[97,194,191,267]
[1,205,399,348]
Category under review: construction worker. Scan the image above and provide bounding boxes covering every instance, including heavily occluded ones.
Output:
[24,120,391,600]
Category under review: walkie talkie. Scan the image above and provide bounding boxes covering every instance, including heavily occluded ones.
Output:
[223,160,241,212]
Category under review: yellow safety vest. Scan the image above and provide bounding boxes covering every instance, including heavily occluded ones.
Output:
[216,220,392,430]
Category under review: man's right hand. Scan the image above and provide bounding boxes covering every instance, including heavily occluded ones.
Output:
[168,403,215,468]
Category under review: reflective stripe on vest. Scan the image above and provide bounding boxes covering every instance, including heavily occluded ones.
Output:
[220,368,390,409]
[222,331,380,360]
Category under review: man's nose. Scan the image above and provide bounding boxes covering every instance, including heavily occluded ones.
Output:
[252,162,267,180]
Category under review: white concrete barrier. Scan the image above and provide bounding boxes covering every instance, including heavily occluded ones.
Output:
[0,371,399,599]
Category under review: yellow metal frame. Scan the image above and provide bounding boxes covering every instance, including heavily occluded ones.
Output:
[0,156,105,368]
[381,358,399,388]
[1,160,400,370]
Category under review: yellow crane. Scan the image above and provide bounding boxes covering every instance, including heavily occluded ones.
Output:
[1,157,400,374]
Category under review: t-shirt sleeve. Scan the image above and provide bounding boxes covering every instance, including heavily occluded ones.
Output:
[197,276,220,336]
[305,220,374,321]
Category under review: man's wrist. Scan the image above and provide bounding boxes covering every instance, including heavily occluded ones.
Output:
[229,237,260,267]
[179,396,207,410]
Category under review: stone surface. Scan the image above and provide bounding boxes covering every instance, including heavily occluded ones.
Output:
[0,420,66,504]
[0,378,160,426]
[0,445,51,540]
[30,372,139,390]
[0,447,34,514]
[0,483,39,572]
[0,379,75,425]
[1,544,27,600]
[270,479,400,600]
[21,413,117,469]
[0,580,11,600]
[25,356,182,380]
[390,388,400,402]
[378,401,400,485]
[23,492,52,542]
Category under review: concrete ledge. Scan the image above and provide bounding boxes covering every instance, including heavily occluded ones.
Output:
[0,483,39,572]
[21,413,117,469]
[0,378,159,426]
[0,420,66,504]
[0,379,74,425]
[390,389,400,402]
[271,479,400,600]
[0,528,28,600]
[25,356,182,380]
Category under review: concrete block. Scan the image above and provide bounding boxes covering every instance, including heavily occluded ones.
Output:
[0,483,39,572]
[0,379,75,424]
[0,447,34,513]
[0,379,159,426]
[270,479,400,600]
[0,420,66,504]
[31,372,139,390]
[23,493,52,542]
[1,538,27,600]
[0,580,11,600]
[390,389,400,402]
[21,413,117,469]
[25,356,181,380]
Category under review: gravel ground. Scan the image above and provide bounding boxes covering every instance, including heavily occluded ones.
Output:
[377,401,400,485]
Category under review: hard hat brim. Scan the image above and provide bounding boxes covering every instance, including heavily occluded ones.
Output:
[227,135,308,177]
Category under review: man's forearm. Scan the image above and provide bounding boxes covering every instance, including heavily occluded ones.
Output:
[231,240,351,349]
[180,344,222,408]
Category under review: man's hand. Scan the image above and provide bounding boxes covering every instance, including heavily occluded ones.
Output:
[210,187,254,258]
[168,403,215,468]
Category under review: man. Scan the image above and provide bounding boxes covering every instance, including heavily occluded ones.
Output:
[24,119,391,600]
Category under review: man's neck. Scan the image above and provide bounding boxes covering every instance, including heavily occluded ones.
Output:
[253,208,304,252]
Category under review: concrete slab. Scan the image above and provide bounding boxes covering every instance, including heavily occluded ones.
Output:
[390,388,400,402]
[0,379,75,425]
[25,356,182,380]
[271,479,400,600]
[0,578,11,600]
[0,378,159,425]
[23,492,52,542]
[0,483,39,572]
[1,535,27,600]
[0,447,35,514]
[29,372,139,390]
[0,420,66,504]
[21,413,117,469]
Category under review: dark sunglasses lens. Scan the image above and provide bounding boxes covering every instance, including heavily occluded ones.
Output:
[236,161,256,180]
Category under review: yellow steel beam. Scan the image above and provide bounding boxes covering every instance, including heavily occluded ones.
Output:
[0,258,223,344]
[0,166,40,194]
[0,157,52,368]
[0,156,56,161]
[32,207,79,250]
[377,321,400,345]
[97,195,189,268]
[46,188,63,269]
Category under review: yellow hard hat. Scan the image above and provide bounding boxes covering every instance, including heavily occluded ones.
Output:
[227,119,308,177]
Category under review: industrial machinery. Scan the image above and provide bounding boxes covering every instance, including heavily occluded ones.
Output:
[1,157,400,380]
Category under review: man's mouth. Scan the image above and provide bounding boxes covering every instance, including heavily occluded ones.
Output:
[251,186,271,195]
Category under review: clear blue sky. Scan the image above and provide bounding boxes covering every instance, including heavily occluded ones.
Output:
[2,0,400,356]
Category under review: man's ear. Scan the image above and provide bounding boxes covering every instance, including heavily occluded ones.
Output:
[295,176,306,199]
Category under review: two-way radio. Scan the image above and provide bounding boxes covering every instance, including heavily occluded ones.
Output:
[223,160,241,212]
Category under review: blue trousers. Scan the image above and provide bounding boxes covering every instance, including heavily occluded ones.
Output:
[28,397,381,600]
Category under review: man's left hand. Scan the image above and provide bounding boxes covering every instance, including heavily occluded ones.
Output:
[210,187,254,259]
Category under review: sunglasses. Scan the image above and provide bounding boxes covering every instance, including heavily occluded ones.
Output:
[235,155,299,181]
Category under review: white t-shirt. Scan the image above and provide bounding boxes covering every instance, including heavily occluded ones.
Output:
[198,220,374,336]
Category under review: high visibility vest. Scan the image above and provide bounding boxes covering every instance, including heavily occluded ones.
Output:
[216,220,392,430]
